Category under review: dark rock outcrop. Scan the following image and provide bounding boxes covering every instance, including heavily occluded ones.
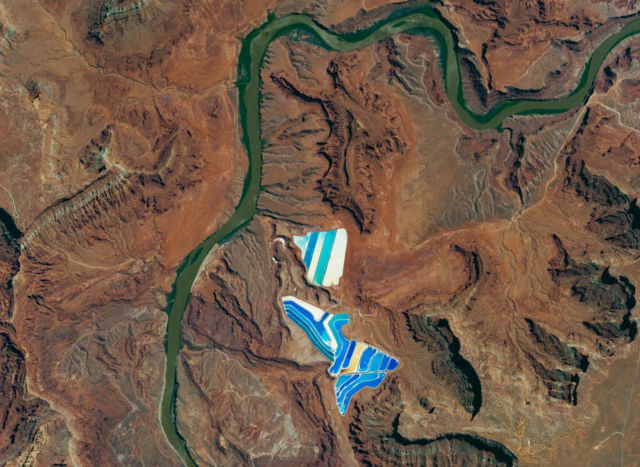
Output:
[525,318,589,372]
[563,156,628,207]
[525,351,580,405]
[349,378,516,466]
[549,234,637,356]
[589,200,640,250]
[406,315,482,418]
[0,331,45,460]
[564,156,640,250]
[0,209,21,321]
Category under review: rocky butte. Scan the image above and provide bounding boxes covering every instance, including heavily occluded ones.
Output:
[0,0,638,466]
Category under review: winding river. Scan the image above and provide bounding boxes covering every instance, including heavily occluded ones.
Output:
[159,4,640,465]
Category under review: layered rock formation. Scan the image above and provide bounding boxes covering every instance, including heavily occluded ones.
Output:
[0,0,257,463]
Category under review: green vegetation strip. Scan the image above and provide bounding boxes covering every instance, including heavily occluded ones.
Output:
[160,4,640,465]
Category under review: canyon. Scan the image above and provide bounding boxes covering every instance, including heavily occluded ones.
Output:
[0,0,638,466]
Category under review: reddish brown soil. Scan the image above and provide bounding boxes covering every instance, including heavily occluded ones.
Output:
[0,1,638,465]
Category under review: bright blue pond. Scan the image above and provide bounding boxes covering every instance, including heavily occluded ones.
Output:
[282,296,398,415]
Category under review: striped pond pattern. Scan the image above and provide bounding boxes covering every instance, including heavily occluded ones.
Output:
[281,296,398,415]
[293,229,347,287]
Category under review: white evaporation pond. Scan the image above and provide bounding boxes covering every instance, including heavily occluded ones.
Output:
[292,228,347,287]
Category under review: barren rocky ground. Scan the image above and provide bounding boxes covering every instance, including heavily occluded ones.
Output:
[0,0,638,466]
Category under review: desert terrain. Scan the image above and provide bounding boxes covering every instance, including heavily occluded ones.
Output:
[0,0,638,466]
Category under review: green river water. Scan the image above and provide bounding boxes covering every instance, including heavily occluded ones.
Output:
[159,4,640,465]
